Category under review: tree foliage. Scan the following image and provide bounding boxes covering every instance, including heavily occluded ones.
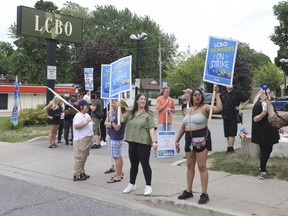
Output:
[4,1,177,87]
[237,42,271,72]
[72,40,123,92]
[253,63,283,92]
[270,1,288,56]
[166,55,204,96]
[0,42,14,75]
[85,5,177,79]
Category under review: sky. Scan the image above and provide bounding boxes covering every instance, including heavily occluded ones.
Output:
[0,0,282,61]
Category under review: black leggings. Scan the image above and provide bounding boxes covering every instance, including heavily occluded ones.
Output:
[259,145,273,172]
[128,142,152,186]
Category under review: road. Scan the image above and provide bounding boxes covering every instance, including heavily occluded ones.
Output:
[0,175,156,216]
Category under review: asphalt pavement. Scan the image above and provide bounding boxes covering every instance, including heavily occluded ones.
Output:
[0,106,288,216]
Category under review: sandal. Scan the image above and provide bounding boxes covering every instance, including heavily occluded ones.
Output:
[53,144,59,148]
[104,168,115,174]
[110,172,124,180]
[48,145,55,148]
[107,177,121,183]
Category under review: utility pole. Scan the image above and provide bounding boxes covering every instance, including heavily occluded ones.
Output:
[159,42,162,93]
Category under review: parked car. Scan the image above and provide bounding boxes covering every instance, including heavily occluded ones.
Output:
[271,96,288,111]
[181,93,217,116]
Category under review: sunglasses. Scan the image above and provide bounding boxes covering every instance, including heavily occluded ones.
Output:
[193,94,202,97]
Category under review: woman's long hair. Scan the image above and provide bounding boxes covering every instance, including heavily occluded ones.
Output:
[131,93,150,118]
[190,88,204,107]
[51,96,61,110]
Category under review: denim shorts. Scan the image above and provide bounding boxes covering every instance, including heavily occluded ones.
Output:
[110,139,123,158]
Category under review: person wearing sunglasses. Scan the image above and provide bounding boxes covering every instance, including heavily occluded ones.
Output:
[175,86,222,204]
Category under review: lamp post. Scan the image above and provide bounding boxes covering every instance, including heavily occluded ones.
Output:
[280,58,288,95]
[130,32,147,97]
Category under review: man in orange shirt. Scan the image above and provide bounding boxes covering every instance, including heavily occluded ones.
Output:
[156,87,175,131]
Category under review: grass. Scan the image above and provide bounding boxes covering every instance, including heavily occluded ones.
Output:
[0,117,49,143]
[208,149,288,181]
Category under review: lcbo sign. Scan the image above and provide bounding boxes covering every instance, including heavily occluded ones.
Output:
[34,15,73,37]
[17,6,82,43]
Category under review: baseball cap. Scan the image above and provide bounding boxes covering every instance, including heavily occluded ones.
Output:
[183,88,192,93]
[78,99,89,106]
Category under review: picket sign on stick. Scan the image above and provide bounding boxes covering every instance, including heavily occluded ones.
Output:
[106,106,108,120]
[109,99,113,123]
[166,109,168,131]
[208,84,216,121]
[117,94,121,125]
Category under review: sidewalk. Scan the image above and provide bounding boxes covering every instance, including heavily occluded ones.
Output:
[0,138,287,216]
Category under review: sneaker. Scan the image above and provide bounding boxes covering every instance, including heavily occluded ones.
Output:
[73,175,86,181]
[123,183,137,193]
[65,141,69,145]
[198,193,209,204]
[101,141,107,146]
[258,172,273,180]
[258,168,272,176]
[57,140,63,144]
[80,173,90,180]
[178,190,193,200]
[91,144,101,149]
[144,185,153,196]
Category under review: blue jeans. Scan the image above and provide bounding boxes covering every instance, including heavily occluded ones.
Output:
[157,123,172,131]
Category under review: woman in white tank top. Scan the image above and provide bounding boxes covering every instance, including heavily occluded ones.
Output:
[175,86,222,204]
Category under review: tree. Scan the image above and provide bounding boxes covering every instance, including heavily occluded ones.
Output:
[270,1,288,56]
[85,5,177,79]
[0,42,14,75]
[72,40,123,92]
[166,55,204,96]
[253,63,283,92]
[237,42,271,72]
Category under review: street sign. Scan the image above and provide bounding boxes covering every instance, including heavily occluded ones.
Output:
[47,66,56,80]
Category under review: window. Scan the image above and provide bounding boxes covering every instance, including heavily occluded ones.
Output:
[0,94,8,110]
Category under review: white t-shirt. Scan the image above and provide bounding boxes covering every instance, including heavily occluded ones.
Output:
[73,113,93,141]
[83,95,90,103]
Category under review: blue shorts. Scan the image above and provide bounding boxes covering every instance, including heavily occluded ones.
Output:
[110,139,123,158]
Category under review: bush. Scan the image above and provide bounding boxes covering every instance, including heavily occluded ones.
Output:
[5,104,47,129]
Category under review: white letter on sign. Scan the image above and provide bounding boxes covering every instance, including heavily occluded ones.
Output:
[34,15,42,32]
[65,21,72,36]
[55,19,63,35]
[45,17,52,33]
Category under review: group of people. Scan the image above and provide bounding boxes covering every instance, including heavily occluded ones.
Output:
[42,84,286,204]
[43,95,80,148]
[65,93,157,196]
[172,84,287,205]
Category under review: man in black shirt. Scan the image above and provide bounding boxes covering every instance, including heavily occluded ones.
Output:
[220,86,249,154]
[90,94,103,149]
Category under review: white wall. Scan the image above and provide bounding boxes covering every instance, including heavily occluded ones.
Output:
[0,93,46,116]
